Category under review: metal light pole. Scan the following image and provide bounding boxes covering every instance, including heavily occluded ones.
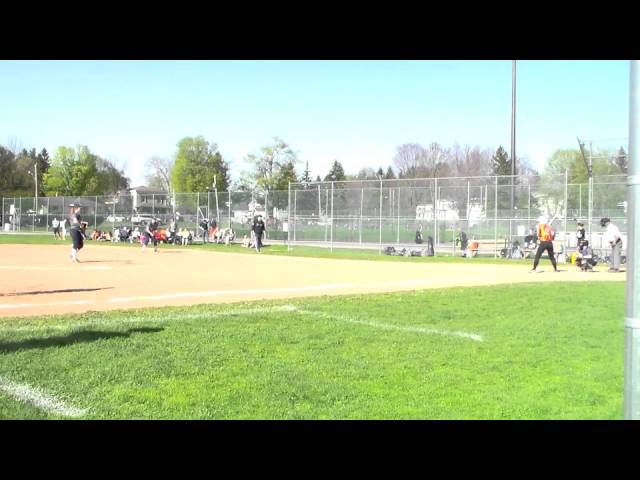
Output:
[624,60,640,419]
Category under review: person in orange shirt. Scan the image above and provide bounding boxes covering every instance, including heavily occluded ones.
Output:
[529,216,558,273]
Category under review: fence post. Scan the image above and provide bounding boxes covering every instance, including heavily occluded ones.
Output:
[215,188,220,225]
[433,177,437,256]
[379,178,383,253]
[330,181,334,252]
[528,183,531,227]
[485,184,488,213]
[324,187,329,243]
[19,197,22,232]
[94,196,98,229]
[287,183,291,251]
[46,197,49,233]
[1,197,4,230]
[359,187,363,245]
[466,181,470,228]
[588,175,593,241]
[494,176,498,259]
[228,191,231,229]
[294,189,297,242]
[579,183,582,219]
[397,187,400,244]
[564,170,569,253]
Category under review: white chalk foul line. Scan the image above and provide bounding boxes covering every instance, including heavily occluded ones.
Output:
[0,265,112,271]
[0,375,88,418]
[298,309,483,342]
[0,305,300,331]
[0,300,93,310]
[107,284,353,303]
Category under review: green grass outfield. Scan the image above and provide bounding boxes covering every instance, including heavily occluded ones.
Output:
[0,233,532,265]
[0,281,625,420]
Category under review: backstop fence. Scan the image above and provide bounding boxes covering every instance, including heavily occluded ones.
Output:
[286,173,628,256]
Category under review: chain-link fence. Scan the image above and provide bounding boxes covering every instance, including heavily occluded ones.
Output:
[0,189,291,242]
[1,173,627,256]
[287,174,628,256]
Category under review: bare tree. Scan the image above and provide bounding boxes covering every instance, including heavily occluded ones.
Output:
[6,136,24,155]
[145,155,173,192]
[393,143,428,178]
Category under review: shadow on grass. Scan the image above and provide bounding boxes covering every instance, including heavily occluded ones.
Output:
[0,327,163,354]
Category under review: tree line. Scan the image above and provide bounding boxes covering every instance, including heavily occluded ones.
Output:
[0,144,129,197]
[1,136,628,199]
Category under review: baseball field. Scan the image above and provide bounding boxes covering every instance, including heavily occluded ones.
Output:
[0,235,627,419]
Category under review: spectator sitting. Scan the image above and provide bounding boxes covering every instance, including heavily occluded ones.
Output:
[91,229,101,241]
[223,228,236,245]
[209,225,218,242]
[242,234,250,248]
[131,227,141,243]
[180,228,190,246]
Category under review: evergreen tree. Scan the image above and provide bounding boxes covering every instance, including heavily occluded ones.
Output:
[384,166,396,179]
[301,161,312,185]
[324,160,346,182]
[492,146,511,176]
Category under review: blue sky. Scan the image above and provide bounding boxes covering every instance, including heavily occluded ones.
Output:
[0,60,630,186]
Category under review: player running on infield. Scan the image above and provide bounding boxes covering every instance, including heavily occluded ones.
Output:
[141,217,160,253]
[529,215,559,273]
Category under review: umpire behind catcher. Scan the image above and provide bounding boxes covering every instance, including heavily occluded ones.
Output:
[601,217,622,272]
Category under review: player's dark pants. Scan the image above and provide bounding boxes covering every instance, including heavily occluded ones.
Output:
[533,241,557,270]
[70,228,84,250]
[255,232,263,250]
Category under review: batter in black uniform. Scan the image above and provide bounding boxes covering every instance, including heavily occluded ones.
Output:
[576,222,587,249]
[251,215,266,253]
[143,217,160,253]
[68,205,87,263]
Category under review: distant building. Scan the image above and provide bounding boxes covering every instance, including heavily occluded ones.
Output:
[125,186,171,216]
[416,200,460,222]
